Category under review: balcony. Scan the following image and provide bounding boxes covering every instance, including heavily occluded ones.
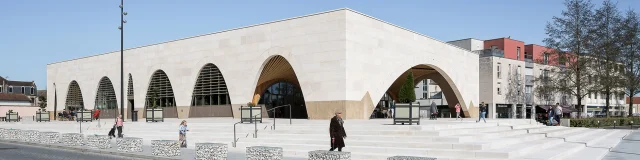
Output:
[481,49,505,58]
[525,75,534,85]
[525,59,534,68]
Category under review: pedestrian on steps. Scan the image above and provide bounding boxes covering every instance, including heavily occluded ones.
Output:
[548,105,555,126]
[477,102,487,123]
[455,103,462,121]
[554,103,562,126]
[329,111,347,152]
[179,120,189,148]
[430,102,438,120]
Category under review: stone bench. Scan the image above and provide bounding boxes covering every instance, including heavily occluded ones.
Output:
[60,133,84,146]
[85,135,111,149]
[20,130,40,143]
[387,156,437,160]
[40,132,60,144]
[195,143,228,160]
[309,150,351,160]
[117,137,143,152]
[5,129,20,140]
[151,140,180,157]
[246,146,283,160]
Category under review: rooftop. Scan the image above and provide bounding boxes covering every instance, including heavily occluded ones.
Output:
[0,93,31,102]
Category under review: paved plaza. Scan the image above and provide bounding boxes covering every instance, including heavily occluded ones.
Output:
[0,117,633,160]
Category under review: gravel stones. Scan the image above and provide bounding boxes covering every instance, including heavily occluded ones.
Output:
[387,156,437,160]
[20,130,40,143]
[5,129,20,140]
[40,132,60,144]
[60,133,84,146]
[246,146,283,160]
[0,128,5,139]
[117,137,143,152]
[308,150,351,160]
[85,135,111,149]
[195,143,228,160]
[151,140,180,157]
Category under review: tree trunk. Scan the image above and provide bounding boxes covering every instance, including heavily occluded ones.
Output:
[630,94,635,117]
[605,91,610,118]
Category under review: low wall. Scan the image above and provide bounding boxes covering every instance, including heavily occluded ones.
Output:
[0,106,40,116]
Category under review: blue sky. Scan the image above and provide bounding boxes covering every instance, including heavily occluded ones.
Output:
[1,0,639,90]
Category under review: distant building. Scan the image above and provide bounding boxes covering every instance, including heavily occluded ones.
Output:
[0,77,38,106]
[627,97,640,116]
[0,93,32,106]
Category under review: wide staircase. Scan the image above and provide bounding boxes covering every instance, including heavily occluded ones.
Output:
[232,118,630,160]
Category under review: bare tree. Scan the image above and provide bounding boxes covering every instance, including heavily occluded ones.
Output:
[619,9,640,116]
[542,0,597,117]
[588,0,623,117]
[505,65,524,105]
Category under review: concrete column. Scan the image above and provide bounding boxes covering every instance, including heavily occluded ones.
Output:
[521,105,526,119]
[511,104,517,119]
[489,103,497,119]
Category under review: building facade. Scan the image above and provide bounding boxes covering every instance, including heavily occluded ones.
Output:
[46,9,480,120]
[448,38,627,119]
[0,77,38,106]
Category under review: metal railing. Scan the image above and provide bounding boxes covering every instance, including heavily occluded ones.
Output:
[266,104,292,130]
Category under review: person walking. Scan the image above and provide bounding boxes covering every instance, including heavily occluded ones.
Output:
[477,102,487,123]
[548,105,555,126]
[430,102,438,120]
[115,115,124,138]
[179,120,189,148]
[554,103,562,126]
[329,111,347,152]
[455,103,462,121]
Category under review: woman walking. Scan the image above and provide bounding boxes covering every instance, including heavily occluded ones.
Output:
[455,103,462,121]
[179,120,189,148]
[115,115,124,138]
[329,112,347,152]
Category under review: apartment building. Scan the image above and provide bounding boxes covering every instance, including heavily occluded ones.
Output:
[448,37,626,119]
[0,76,38,106]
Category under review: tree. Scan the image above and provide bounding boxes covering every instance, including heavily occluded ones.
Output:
[38,95,47,110]
[588,0,623,117]
[505,65,524,104]
[619,9,640,116]
[542,0,597,117]
[398,71,416,103]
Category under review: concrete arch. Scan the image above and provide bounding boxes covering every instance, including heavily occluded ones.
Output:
[382,64,469,117]
[144,69,178,118]
[188,63,233,117]
[253,55,309,119]
[95,76,118,118]
[65,80,84,110]
[126,73,135,119]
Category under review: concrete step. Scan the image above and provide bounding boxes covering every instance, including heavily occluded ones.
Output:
[517,129,619,160]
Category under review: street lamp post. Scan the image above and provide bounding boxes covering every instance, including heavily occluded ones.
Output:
[53,83,57,120]
[119,0,128,121]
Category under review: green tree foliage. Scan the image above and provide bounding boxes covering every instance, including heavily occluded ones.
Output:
[398,72,416,103]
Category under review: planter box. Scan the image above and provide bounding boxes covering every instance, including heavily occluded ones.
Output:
[393,102,420,125]
[240,106,262,123]
[76,111,93,122]
[146,108,164,122]
[5,112,19,122]
[195,143,228,160]
[246,146,283,160]
[151,140,180,157]
[36,111,50,122]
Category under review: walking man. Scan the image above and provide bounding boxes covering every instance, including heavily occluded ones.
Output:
[115,115,124,138]
[548,105,555,126]
[329,111,347,152]
[455,103,462,121]
[430,101,438,120]
[554,103,562,126]
[477,102,487,123]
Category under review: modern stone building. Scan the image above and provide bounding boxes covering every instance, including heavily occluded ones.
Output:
[46,9,480,120]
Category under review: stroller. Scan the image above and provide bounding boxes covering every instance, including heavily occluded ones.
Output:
[108,125,116,139]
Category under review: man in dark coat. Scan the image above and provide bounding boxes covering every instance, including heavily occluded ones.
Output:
[329,111,347,152]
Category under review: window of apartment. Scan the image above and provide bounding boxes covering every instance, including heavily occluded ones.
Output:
[30,87,34,95]
[595,92,598,99]
[497,82,502,95]
[620,93,625,100]
[517,66,521,75]
[0,86,2,93]
[21,87,25,94]
[423,92,428,99]
[497,63,502,79]
[543,53,549,64]
[517,47,521,60]
[491,45,498,49]
[8,86,13,93]
[525,86,532,94]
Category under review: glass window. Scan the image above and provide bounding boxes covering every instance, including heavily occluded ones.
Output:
[21,87,25,94]
[423,92,428,99]
[0,86,2,93]
[497,63,501,79]
[30,87,34,95]
[544,53,549,64]
[497,82,502,95]
[517,47,521,60]
[8,86,12,93]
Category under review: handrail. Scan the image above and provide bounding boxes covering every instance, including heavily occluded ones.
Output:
[232,121,242,147]
[252,114,261,138]
[266,104,292,130]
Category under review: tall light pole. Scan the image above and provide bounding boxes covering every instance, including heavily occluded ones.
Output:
[119,0,127,121]
[53,83,57,120]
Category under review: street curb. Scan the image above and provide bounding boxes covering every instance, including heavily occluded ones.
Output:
[0,139,180,160]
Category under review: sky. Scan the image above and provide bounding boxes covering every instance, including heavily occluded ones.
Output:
[1,0,639,90]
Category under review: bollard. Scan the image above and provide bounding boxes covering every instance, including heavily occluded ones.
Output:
[195,143,228,160]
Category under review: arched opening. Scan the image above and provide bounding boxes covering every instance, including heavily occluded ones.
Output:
[375,65,465,119]
[189,63,233,117]
[144,70,178,118]
[126,74,134,119]
[95,77,118,118]
[254,55,308,119]
[65,80,84,111]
